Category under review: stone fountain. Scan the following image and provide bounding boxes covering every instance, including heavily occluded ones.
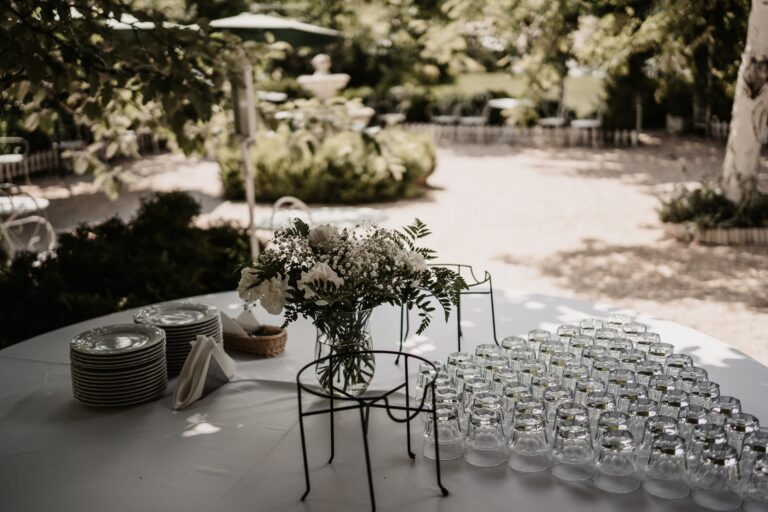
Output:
[297,54,374,129]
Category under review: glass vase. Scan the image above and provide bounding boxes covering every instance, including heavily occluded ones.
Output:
[314,309,375,397]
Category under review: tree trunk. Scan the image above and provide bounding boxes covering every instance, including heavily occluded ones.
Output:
[721,0,768,204]
[635,93,643,134]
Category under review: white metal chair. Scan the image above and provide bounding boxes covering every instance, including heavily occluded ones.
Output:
[0,184,56,260]
[0,137,30,184]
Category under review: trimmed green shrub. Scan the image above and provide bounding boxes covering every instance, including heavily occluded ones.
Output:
[0,192,250,348]
[218,124,436,203]
[659,187,768,229]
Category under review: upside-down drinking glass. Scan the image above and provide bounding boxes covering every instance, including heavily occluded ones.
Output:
[607,338,634,359]
[556,324,581,345]
[606,313,633,331]
[660,389,690,418]
[562,363,590,392]
[586,391,616,434]
[446,352,473,377]
[638,415,680,470]
[678,367,709,392]
[568,335,594,358]
[741,429,768,487]
[592,357,620,384]
[743,455,768,512]
[687,423,728,477]
[594,328,619,346]
[479,354,509,379]
[464,408,507,466]
[453,362,481,390]
[528,329,552,355]
[596,411,630,443]
[422,405,464,461]
[725,413,760,453]
[678,405,709,443]
[606,369,637,397]
[491,368,519,394]
[530,373,561,399]
[543,385,573,431]
[691,381,721,409]
[519,360,547,386]
[664,353,694,378]
[508,413,552,472]
[549,351,577,377]
[574,378,607,405]
[538,340,566,368]
[462,376,491,412]
[616,382,648,413]
[709,396,742,426]
[635,360,664,387]
[501,336,527,352]
[648,342,674,364]
[593,431,641,494]
[691,445,742,511]
[508,348,537,372]
[475,343,502,362]
[634,331,661,352]
[628,397,659,441]
[552,423,594,481]
[648,375,678,402]
[643,434,690,499]
[579,318,604,338]
[581,346,610,372]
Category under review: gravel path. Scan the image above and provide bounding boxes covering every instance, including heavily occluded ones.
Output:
[26,138,768,364]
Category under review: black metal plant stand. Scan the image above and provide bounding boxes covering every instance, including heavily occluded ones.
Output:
[398,264,499,361]
[296,350,449,511]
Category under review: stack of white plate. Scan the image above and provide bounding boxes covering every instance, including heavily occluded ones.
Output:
[133,301,222,377]
[70,324,168,407]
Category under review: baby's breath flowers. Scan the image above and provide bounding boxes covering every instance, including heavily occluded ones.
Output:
[237,219,467,334]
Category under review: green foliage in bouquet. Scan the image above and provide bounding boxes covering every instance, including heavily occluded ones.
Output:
[659,186,768,229]
[0,192,250,348]
[238,219,467,334]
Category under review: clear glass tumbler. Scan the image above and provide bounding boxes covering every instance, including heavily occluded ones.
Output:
[634,331,661,353]
[628,397,659,441]
[592,356,620,384]
[740,429,768,486]
[618,349,646,372]
[593,431,641,494]
[518,360,547,386]
[678,405,709,443]
[586,391,616,433]
[637,415,680,471]
[648,342,674,364]
[543,385,573,432]
[643,434,690,499]
[659,389,690,418]
[616,382,648,413]
[508,348,537,372]
[479,354,509,379]
[530,373,561,399]
[581,346,610,372]
[595,411,630,443]
[549,351,577,377]
[568,335,594,358]
[687,423,728,477]
[594,327,619,346]
[606,369,637,396]
[528,329,552,355]
[446,352,474,377]
[551,423,594,481]
[607,338,634,359]
[423,405,464,461]
[508,413,552,472]
[562,363,590,392]
[621,321,648,338]
[664,353,694,378]
[452,362,481,391]
[648,375,678,402]
[691,380,721,409]
[742,455,768,512]
[708,396,742,426]
[463,407,507,467]
[490,368,519,394]
[475,343,502,362]
[691,445,742,511]
[579,318,604,338]
[556,324,581,345]
[574,377,607,405]
[635,360,664,387]
[678,366,709,392]
[461,376,491,412]
[538,340,566,368]
[501,336,527,352]
[725,412,760,453]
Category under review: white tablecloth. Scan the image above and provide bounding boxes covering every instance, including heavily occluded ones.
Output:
[1,290,766,512]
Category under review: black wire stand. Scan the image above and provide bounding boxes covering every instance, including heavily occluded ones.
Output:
[296,350,449,511]
[398,264,499,361]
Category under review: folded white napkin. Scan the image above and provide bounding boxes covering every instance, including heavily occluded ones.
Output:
[220,310,262,336]
[173,335,236,410]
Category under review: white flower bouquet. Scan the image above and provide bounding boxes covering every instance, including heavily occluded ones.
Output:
[237,218,466,394]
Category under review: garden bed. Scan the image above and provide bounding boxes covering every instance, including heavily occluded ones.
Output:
[662,222,768,245]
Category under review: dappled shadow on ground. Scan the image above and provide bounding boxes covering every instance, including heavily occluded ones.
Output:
[514,238,768,311]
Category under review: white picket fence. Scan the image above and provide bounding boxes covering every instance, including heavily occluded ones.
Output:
[402,123,639,147]
[0,131,162,182]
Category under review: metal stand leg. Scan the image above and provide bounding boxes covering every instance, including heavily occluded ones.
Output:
[329,372,335,464]
[456,297,463,352]
[395,307,410,365]
[359,406,376,511]
[405,356,415,459]
[431,381,449,496]
[298,386,311,501]
[488,275,499,345]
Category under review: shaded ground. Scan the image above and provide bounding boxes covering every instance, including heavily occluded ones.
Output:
[23,136,768,364]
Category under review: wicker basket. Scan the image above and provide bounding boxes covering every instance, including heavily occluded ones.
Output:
[223,325,287,357]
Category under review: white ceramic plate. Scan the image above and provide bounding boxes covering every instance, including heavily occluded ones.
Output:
[70,324,165,356]
[134,302,219,328]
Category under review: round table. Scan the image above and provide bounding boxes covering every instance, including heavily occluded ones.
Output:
[0,195,49,217]
[1,290,766,511]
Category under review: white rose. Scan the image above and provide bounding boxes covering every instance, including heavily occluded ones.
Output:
[237,267,261,302]
[298,261,344,299]
[308,224,339,249]
[255,275,289,315]
[404,251,428,273]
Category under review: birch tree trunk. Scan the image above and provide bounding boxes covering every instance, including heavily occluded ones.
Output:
[721,0,768,204]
